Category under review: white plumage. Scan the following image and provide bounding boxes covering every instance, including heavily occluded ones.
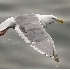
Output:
[0,17,15,31]
[0,13,64,62]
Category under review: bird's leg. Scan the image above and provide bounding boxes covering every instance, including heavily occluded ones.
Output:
[43,23,52,28]
[0,28,9,36]
[43,25,47,28]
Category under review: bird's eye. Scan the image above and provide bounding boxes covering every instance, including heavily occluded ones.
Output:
[52,17,55,19]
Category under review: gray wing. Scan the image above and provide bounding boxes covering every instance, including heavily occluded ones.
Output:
[15,14,60,62]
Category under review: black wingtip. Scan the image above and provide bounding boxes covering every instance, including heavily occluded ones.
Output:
[53,49,60,63]
[54,56,60,63]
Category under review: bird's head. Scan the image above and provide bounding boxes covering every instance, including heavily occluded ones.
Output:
[45,15,64,24]
[36,14,64,27]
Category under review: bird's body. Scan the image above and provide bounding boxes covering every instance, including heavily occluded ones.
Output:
[0,13,64,62]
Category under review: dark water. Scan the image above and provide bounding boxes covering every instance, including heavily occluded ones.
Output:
[0,0,70,69]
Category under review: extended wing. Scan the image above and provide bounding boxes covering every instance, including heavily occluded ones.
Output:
[15,14,60,62]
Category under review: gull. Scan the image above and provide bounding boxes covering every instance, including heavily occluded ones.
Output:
[0,13,64,62]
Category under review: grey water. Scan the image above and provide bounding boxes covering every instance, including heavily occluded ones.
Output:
[0,0,70,69]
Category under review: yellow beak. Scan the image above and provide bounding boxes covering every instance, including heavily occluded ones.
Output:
[56,19,64,23]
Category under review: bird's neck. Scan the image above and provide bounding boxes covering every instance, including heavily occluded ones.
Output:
[36,14,49,27]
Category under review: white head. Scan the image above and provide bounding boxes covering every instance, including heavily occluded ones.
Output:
[45,15,63,23]
[37,14,64,27]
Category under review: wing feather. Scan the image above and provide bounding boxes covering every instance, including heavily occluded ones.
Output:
[15,14,60,62]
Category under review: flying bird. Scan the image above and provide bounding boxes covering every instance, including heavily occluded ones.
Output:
[0,13,64,62]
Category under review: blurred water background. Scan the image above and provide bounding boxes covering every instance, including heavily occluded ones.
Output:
[0,0,70,69]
